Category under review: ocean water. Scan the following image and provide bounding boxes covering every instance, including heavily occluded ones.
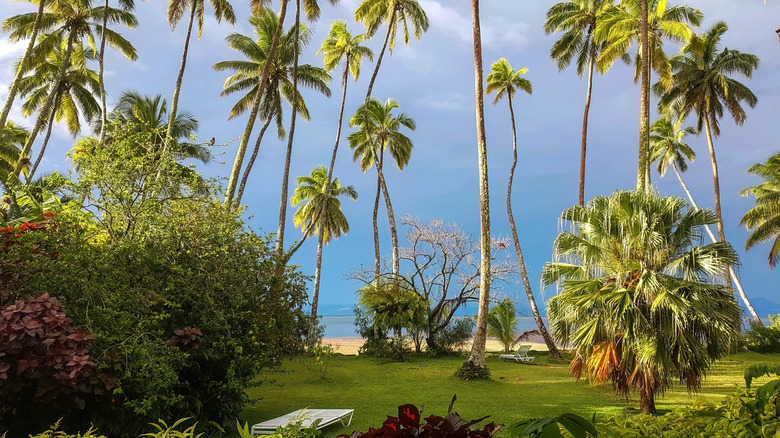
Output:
[318,315,547,338]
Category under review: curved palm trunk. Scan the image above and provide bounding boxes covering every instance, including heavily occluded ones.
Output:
[0,0,46,131]
[363,11,396,105]
[702,118,761,324]
[166,3,196,146]
[505,94,561,359]
[275,0,301,262]
[637,0,650,191]
[578,40,595,207]
[376,150,399,277]
[311,230,325,319]
[226,0,289,206]
[235,117,273,204]
[28,90,62,181]
[98,0,110,143]
[463,0,491,374]
[14,32,76,178]
[373,168,381,277]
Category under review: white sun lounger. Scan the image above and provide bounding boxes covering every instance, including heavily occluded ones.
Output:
[498,344,535,363]
[250,408,355,435]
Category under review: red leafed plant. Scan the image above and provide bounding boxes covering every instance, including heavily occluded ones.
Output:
[167,326,204,353]
[338,396,502,438]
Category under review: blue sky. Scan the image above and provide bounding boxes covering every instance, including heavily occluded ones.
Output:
[1,0,779,319]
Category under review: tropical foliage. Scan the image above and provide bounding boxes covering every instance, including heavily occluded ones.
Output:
[741,151,780,269]
[486,298,520,354]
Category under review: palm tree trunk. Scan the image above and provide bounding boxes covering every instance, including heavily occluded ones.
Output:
[166,3,196,146]
[637,0,650,191]
[226,0,289,206]
[327,65,350,179]
[377,150,399,277]
[363,12,396,105]
[14,32,76,178]
[275,0,301,262]
[463,0,491,375]
[579,38,595,207]
[373,168,381,277]
[28,90,62,182]
[98,0,110,144]
[505,94,561,359]
[672,163,762,325]
[311,229,325,319]
[235,117,272,204]
[0,0,46,131]
[639,389,656,414]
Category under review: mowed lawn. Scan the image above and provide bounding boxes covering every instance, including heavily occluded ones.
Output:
[240,350,780,436]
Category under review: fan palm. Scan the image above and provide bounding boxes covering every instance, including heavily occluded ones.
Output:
[487,298,520,354]
[347,98,414,279]
[596,0,702,189]
[741,153,780,270]
[544,0,618,206]
[17,37,100,181]
[542,190,741,413]
[485,58,560,358]
[214,10,331,205]
[166,0,235,144]
[354,0,429,105]
[4,0,137,177]
[291,165,358,318]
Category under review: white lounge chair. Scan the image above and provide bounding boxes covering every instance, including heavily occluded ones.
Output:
[250,408,354,435]
[499,344,535,363]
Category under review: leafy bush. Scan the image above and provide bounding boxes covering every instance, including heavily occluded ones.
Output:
[354,305,390,357]
[338,396,501,438]
[432,317,475,355]
[744,314,780,353]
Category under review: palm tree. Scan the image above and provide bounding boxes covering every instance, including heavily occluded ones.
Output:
[485,58,560,358]
[354,0,429,107]
[741,152,780,270]
[544,0,617,206]
[166,0,235,145]
[17,37,100,180]
[214,11,331,205]
[460,0,491,378]
[4,0,137,178]
[597,0,702,189]
[0,0,47,132]
[542,190,741,414]
[487,298,520,354]
[0,122,29,185]
[291,165,358,319]
[347,98,414,279]
[651,110,760,325]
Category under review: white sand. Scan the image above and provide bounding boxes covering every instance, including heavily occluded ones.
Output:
[321,334,552,356]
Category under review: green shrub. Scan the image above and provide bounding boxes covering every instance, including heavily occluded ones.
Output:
[433,317,475,354]
[745,314,780,353]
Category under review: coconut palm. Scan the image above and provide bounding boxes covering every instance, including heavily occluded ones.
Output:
[354,0,429,105]
[347,98,414,279]
[543,190,741,413]
[487,298,520,354]
[544,0,619,206]
[0,122,29,186]
[741,152,780,270]
[18,37,100,180]
[291,165,358,319]
[4,0,137,178]
[214,10,331,204]
[651,109,760,325]
[461,0,491,378]
[597,0,702,189]
[485,58,560,358]
[166,0,235,144]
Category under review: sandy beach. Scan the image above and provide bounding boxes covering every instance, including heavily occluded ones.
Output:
[321,334,552,356]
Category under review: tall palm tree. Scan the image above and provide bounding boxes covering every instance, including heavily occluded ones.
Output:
[291,165,358,319]
[0,0,47,132]
[461,0,491,378]
[166,0,235,145]
[543,190,741,413]
[651,110,760,325]
[485,58,560,358]
[214,11,331,204]
[657,21,759,321]
[487,298,520,354]
[597,0,702,189]
[0,122,29,185]
[741,152,780,270]
[347,98,414,279]
[544,0,618,206]
[4,0,136,178]
[97,0,137,143]
[17,37,101,180]
[354,0,429,111]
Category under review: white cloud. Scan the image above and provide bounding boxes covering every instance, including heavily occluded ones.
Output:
[415,91,468,112]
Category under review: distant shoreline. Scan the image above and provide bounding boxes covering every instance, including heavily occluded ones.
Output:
[321,334,553,356]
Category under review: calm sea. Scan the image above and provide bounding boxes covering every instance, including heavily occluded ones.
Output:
[318,315,547,338]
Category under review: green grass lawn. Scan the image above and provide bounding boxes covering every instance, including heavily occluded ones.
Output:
[240,350,780,436]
